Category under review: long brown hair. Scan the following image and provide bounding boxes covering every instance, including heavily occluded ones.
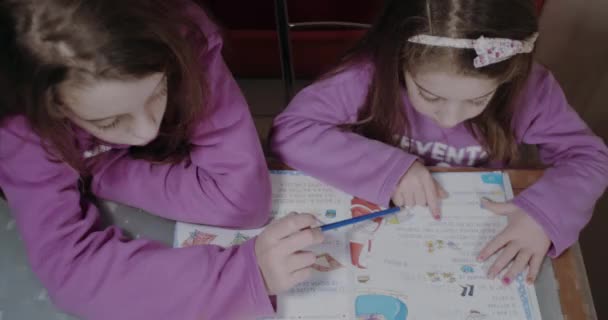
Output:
[338,0,538,163]
[0,0,207,172]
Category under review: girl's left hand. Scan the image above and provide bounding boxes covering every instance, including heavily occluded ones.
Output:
[477,199,551,285]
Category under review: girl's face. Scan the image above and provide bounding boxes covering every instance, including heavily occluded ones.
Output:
[60,73,168,146]
[405,69,500,128]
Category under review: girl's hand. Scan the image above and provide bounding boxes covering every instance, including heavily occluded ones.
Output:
[478,199,551,285]
[255,213,324,295]
[392,161,448,219]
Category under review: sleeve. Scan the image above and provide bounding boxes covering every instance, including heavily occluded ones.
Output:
[92,31,271,228]
[270,66,418,207]
[0,124,274,320]
[511,66,608,257]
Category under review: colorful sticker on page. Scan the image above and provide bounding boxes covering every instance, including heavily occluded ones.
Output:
[181,230,217,247]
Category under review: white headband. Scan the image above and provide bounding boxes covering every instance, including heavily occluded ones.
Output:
[407,33,539,68]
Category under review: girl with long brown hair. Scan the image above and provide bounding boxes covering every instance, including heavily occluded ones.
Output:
[0,1,322,318]
[272,0,608,287]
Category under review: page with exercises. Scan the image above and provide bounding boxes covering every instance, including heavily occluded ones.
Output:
[174,171,542,320]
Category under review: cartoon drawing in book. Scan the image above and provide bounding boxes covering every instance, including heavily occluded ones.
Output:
[465,310,488,320]
[355,294,408,320]
[180,230,217,247]
[230,232,250,246]
[325,209,337,219]
[426,271,456,283]
[349,198,384,283]
[447,240,461,251]
[461,265,475,274]
[311,253,344,272]
[426,239,462,254]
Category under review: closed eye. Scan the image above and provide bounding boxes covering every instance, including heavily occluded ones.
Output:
[471,99,489,107]
[97,117,122,130]
[419,90,442,102]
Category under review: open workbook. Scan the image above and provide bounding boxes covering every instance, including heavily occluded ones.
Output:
[174,171,542,320]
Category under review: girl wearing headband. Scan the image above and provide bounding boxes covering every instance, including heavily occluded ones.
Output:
[271,0,608,285]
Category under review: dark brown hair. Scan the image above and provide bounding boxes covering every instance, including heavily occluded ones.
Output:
[338,0,538,163]
[0,0,207,172]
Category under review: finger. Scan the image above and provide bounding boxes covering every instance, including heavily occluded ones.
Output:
[392,192,404,207]
[478,230,510,262]
[267,213,318,241]
[311,215,324,228]
[404,190,415,208]
[423,178,441,218]
[435,180,449,199]
[527,254,544,284]
[278,228,324,254]
[270,211,297,225]
[287,251,317,271]
[290,267,314,287]
[487,244,519,279]
[414,188,426,208]
[481,198,516,216]
[503,251,532,285]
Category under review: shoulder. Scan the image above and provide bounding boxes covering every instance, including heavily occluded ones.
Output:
[0,116,64,179]
[315,60,375,90]
[516,62,565,109]
[295,60,375,104]
[0,115,41,151]
[511,62,574,139]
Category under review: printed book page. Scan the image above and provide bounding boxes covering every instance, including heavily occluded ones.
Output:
[174,171,542,320]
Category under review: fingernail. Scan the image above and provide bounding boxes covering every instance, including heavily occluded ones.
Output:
[502,277,511,285]
[433,215,441,221]
[526,277,534,285]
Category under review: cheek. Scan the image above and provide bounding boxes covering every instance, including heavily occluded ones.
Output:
[467,105,487,119]
[152,97,168,123]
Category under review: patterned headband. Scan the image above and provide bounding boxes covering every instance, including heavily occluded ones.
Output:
[407,33,539,68]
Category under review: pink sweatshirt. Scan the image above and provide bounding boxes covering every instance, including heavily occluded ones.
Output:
[0,3,274,320]
[271,62,608,257]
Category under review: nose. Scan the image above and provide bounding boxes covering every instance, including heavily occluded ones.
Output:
[435,103,466,128]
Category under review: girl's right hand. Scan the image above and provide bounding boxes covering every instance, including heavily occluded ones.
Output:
[392,161,449,219]
[255,213,324,295]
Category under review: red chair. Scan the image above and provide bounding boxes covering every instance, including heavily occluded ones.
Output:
[199,0,381,84]
[199,0,544,82]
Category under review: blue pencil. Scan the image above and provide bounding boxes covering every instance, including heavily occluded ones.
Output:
[320,206,402,232]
